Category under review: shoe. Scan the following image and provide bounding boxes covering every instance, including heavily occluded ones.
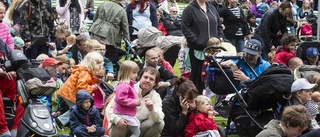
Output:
[54,118,64,130]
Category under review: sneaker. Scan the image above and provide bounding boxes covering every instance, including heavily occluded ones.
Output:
[54,118,64,130]
[10,130,17,137]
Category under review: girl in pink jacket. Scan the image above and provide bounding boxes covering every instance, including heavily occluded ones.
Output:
[113,60,141,137]
[0,2,14,49]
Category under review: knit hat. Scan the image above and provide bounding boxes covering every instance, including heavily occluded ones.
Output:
[306,47,319,57]
[291,78,317,93]
[13,37,24,47]
[243,39,262,55]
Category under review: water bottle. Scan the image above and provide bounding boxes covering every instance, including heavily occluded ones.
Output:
[207,67,215,82]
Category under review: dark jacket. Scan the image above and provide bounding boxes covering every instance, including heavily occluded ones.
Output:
[19,0,55,43]
[126,3,158,32]
[181,1,224,51]
[0,39,11,60]
[69,90,104,137]
[68,44,82,65]
[255,8,287,50]
[161,93,188,137]
[218,7,250,40]
[162,15,183,36]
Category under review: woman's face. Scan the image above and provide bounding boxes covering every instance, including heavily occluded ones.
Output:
[0,6,5,21]
[228,0,237,7]
[297,89,312,104]
[157,11,161,21]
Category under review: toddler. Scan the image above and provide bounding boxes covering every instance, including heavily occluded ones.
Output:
[185,95,220,137]
[113,60,141,137]
[178,37,191,78]
[69,90,105,136]
[304,47,319,66]
[274,34,297,66]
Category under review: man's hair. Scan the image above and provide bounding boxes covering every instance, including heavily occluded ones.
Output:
[138,66,160,86]
[279,1,292,10]
[281,105,311,129]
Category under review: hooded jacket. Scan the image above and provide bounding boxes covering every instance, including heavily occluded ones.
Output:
[69,90,103,136]
[184,111,218,137]
[256,119,284,137]
[57,65,96,104]
[19,0,54,43]
[274,46,296,66]
[181,1,224,51]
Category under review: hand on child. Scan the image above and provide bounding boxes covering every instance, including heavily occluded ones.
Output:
[116,119,127,128]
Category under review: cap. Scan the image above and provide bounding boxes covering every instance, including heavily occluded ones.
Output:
[243,39,261,56]
[13,37,24,47]
[306,47,319,57]
[291,78,317,93]
[42,58,62,68]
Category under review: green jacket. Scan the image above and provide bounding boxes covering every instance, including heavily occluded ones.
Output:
[89,1,129,47]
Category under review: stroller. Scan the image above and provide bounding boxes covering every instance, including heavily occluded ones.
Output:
[131,27,183,66]
[296,41,320,62]
[203,46,295,136]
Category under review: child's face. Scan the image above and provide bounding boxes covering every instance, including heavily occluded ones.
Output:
[249,16,256,23]
[197,100,212,114]
[81,98,92,111]
[130,70,138,81]
[307,56,319,64]
[283,42,296,51]
[0,6,5,20]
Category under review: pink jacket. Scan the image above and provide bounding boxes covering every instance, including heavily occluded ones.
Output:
[56,0,84,32]
[113,81,137,116]
[0,23,14,50]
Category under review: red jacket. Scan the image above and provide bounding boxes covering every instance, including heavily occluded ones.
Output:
[185,112,218,137]
[274,47,296,67]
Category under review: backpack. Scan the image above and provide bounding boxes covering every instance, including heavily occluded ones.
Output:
[242,63,294,110]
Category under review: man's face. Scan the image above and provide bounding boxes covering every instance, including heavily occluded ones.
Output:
[244,52,260,66]
[45,65,57,78]
[281,8,292,17]
[169,8,178,19]
[146,52,159,65]
[77,40,89,55]
[139,71,156,92]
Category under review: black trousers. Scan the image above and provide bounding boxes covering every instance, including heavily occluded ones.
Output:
[189,49,204,94]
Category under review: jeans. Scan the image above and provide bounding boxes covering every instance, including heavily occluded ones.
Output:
[229,36,245,53]
[87,11,95,20]
[57,99,74,126]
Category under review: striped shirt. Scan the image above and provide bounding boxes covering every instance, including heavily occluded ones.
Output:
[229,6,243,36]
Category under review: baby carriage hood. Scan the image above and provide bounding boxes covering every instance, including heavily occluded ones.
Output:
[156,36,183,53]
[136,27,163,55]
[294,65,320,80]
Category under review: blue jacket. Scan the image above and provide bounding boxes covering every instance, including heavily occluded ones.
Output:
[233,57,270,79]
[69,90,103,136]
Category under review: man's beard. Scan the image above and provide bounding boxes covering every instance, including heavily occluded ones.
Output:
[171,15,177,20]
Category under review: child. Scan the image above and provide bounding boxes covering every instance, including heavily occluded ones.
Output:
[201,37,221,83]
[257,0,269,14]
[0,2,14,50]
[247,13,258,35]
[86,39,114,80]
[113,60,141,137]
[69,90,105,137]
[240,0,250,17]
[178,37,191,78]
[152,47,174,74]
[56,52,104,129]
[268,49,276,64]
[185,95,220,137]
[304,47,319,66]
[274,34,297,67]
[13,36,24,50]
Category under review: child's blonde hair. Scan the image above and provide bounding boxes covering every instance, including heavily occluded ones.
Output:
[118,60,139,82]
[80,52,104,72]
[195,95,212,110]
[268,50,276,64]
[67,34,76,45]
[36,54,49,61]
[207,37,221,47]
[86,39,104,51]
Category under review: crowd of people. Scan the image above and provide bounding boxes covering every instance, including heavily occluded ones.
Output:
[0,0,319,136]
